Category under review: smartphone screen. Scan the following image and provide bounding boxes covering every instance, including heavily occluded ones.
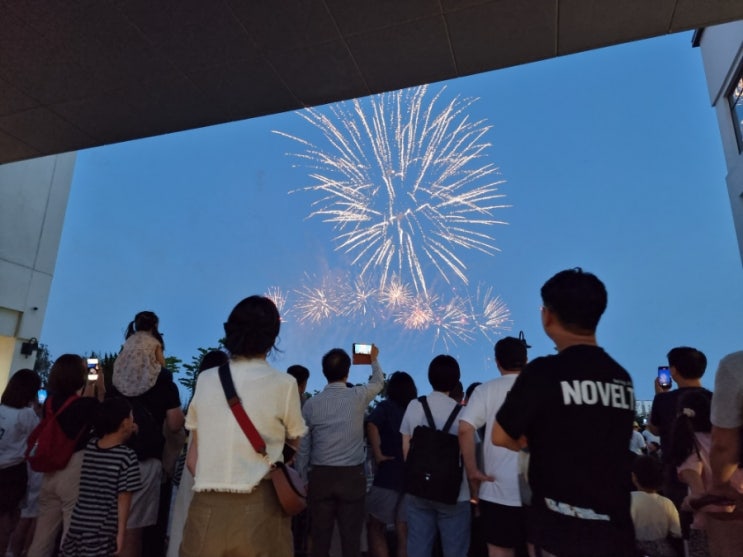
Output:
[87,358,99,381]
[657,366,671,389]
[353,343,372,355]
[38,389,47,404]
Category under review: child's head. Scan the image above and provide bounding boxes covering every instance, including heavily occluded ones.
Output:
[126,311,163,348]
[95,397,135,438]
[632,455,663,492]
[668,389,712,467]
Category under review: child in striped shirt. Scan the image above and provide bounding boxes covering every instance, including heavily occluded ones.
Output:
[61,397,142,557]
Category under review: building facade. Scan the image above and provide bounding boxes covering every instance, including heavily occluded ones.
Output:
[0,153,75,387]
[696,21,743,264]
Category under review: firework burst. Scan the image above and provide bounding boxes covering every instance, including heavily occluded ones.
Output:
[277,85,509,296]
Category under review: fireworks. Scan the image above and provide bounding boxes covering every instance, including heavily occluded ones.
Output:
[273,86,512,347]
[278,85,509,296]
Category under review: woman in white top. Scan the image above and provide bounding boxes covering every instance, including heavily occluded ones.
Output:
[0,369,41,554]
[181,296,307,557]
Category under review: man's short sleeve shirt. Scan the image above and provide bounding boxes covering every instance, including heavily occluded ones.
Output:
[495,345,636,557]
[459,374,520,506]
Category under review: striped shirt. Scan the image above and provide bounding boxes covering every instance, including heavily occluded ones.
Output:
[61,439,142,557]
[300,361,384,468]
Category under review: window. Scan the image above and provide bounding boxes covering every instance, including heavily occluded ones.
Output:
[729,67,743,152]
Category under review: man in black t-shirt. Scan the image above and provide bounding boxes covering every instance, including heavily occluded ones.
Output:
[493,268,636,557]
[647,347,709,508]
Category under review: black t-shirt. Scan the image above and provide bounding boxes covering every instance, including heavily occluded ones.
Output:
[367,399,406,491]
[108,370,182,460]
[50,395,100,452]
[496,345,636,557]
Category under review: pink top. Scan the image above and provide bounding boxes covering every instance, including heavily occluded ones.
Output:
[677,432,743,529]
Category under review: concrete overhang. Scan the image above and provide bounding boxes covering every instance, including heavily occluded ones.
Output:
[2,1,743,165]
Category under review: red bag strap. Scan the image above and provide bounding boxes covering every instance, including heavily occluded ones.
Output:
[217,363,267,456]
[46,395,79,419]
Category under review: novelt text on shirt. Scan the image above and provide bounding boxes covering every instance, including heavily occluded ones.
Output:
[560,379,634,409]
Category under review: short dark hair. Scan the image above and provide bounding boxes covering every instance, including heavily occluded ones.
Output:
[322,349,351,383]
[428,355,460,392]
[632,455,663,490]
[223,296,281,357]
[287,365,310,384]
[1,369,41,408]
[199,350,229,372]
[95,397,132,436]
[667,347,707,380]
[385,371,417,407]
[47,354,86,397]
[541,268,607,333]
[495,337,528,371]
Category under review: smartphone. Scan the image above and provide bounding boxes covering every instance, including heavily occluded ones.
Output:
[38,388,47,404]
[352,343,372,365]
[87,358,99,381]
[657,365,671,389]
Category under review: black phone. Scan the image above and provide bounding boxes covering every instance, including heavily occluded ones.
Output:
[657,366,671,389]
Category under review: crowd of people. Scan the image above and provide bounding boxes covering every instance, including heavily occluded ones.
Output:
[1,268,742,557]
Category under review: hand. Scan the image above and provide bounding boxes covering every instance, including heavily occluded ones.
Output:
[114,531,124,555]
[370,344,379,362]
[374,453,394,465]
[467,468,495,483]
[654,377,670,394]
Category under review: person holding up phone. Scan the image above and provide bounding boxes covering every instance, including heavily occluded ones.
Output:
[647,347,710,512]
[297,344,384,557]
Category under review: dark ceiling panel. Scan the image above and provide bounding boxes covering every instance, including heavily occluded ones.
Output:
[447,0,557,75]
[1,0,743,164]
[187,57,299,119]
[226,0,339,53]
[0,78,37,117]
[347,16,456,93]
[267,40,369,106]
[558,0,677,55]
[324,0,441,36]
[672,0,743,31]
[0,108,92,153]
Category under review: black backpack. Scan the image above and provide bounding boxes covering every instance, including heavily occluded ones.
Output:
[404,396,463,505]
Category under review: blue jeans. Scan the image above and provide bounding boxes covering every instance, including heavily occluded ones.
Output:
[406,495,470,557]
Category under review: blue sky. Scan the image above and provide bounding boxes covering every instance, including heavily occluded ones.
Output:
[41,31,743,403]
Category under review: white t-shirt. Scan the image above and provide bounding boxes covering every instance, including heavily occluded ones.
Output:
[630,491,681,541]
[400,391,469,503]
[629,430,646,455]
[0,404,39,468]
[459,374,521,506]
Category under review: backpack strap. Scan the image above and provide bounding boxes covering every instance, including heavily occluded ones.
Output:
[442,404,462,434]
[418,396,436,429]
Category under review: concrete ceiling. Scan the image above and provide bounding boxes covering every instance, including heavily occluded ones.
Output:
[2,0,743,165]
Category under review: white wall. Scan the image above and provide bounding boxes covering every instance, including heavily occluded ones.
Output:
[698,22,743,264]
[0,153,75,387]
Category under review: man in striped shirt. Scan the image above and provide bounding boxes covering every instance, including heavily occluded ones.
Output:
[300,345,384,557]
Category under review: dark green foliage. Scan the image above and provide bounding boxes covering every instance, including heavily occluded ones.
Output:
[33,343,53,387]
